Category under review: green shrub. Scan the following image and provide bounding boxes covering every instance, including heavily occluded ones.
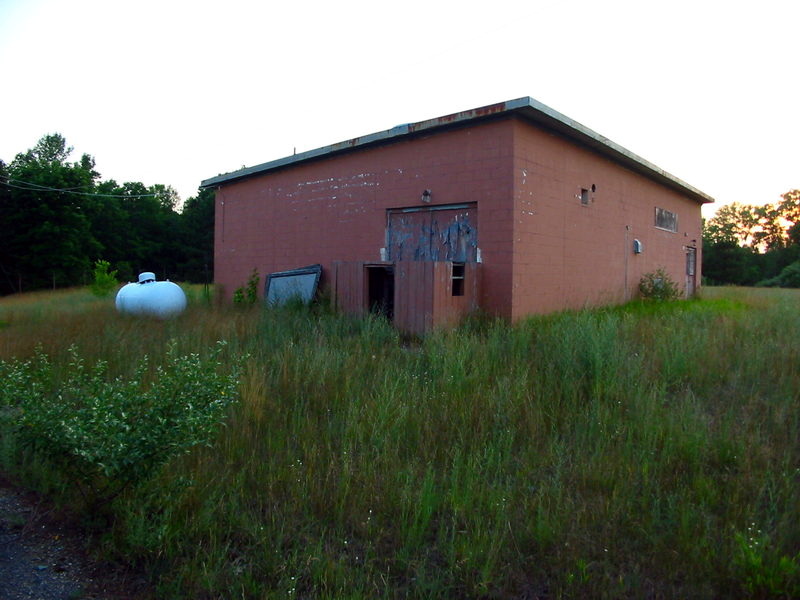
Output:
[233,268,260,305]
[0,342,243,507]
[245,268,260,304]
[89,259,118,297]
[638,267,680,301]
[757,260,800,288]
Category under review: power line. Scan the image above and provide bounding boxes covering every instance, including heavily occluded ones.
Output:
[5,179,88,192]
[0,176,160,198]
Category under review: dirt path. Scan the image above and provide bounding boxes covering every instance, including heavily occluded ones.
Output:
[0,478,151,599]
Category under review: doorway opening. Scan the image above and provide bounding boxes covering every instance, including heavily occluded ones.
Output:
[366,265,394,320]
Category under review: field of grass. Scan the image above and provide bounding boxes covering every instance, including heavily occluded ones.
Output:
[1,285,799,598]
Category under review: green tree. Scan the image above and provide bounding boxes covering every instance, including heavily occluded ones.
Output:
[178,187,215,283]
[89,259,119,297]
[702,236,760,285]
[705,192,800,252]
[88,180,183,281]
[0,159,15,293]
[704,202,760,247]
[1,134,101,293]
[703,190,800,286]
[84,180,134,281]
[1,133,214,294]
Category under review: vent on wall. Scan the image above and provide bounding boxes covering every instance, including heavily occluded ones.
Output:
[633,239,643,254]
[579,184,596,205]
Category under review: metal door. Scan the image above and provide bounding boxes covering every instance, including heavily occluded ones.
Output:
[685,246,697,297]
[386,204,478,262]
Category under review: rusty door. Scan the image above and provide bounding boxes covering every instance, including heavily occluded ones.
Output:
[386,204,478,262]
[685,246,697,297]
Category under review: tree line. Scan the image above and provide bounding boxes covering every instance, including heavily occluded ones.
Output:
[0,134,214,296]
[703,190,800,287]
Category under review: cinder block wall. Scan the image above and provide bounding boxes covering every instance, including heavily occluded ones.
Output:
[214,119,516,317]
[213,115,704,322]
[510,119,703,319]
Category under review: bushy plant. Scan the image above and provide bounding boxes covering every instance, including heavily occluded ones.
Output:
[233,268,260,305]
[0,342,243,506]
[89,259,118,297]
[245,268,260,304]
[638,267,680,301]
[757,260,800,288]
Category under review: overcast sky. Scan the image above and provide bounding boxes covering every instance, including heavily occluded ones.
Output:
[1,0,797,217]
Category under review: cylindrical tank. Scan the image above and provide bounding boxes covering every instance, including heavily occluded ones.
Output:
[115,272,187,318]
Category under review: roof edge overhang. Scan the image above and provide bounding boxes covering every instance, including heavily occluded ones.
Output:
[201,97,714,205]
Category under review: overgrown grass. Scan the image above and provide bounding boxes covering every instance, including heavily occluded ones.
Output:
[1,286,799,598]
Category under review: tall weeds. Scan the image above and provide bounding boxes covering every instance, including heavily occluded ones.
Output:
[1,286,798,598]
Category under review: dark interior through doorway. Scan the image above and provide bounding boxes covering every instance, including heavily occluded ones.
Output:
[366,265,394,320]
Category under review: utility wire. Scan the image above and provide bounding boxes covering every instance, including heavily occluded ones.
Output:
[0,176,160,198]
[4,179,89,192]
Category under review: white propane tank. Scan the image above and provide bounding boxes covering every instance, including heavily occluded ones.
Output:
[115,272,187,318]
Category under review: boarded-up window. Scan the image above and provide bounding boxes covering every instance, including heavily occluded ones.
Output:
[655,207,678,232]
[386,204,478,262]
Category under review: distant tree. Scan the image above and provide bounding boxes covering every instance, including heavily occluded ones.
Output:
[759,260,800,288]
[705,192,800,252]
[151,184,180,212]
[178,187,215,283]
[702,236,760,285]
[704,203,760,247]
[84,180,134,281]
[1,133,215,294]
[789,220,800,246]
[0,134,101,293]
[0,159,15,293]
[703,190,800,287]
[94,180,182,281]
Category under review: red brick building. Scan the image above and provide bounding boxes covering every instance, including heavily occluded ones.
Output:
[202,98,713,333]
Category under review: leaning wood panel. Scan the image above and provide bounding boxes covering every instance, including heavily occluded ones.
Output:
[332,261,365,315]
[394,261,435,335]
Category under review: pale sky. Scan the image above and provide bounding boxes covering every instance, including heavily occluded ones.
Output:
[1,0,797,218]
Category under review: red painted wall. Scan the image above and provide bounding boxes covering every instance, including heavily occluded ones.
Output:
[510,118,702,319]
[214,115,704,323]
[214,119,515,316]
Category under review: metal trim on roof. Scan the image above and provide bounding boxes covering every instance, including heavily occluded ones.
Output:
[201,97,714,204]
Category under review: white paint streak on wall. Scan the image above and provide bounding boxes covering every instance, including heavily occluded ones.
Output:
[283,172,382,204]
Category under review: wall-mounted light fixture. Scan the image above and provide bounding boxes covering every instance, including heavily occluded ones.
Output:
[633,239,643,254]
[421,189,432,203]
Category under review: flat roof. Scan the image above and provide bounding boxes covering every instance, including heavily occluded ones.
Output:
[201,97,714,204]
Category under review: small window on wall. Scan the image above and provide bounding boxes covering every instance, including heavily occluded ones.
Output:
[655,207,678,232]
[452,262,465,297]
